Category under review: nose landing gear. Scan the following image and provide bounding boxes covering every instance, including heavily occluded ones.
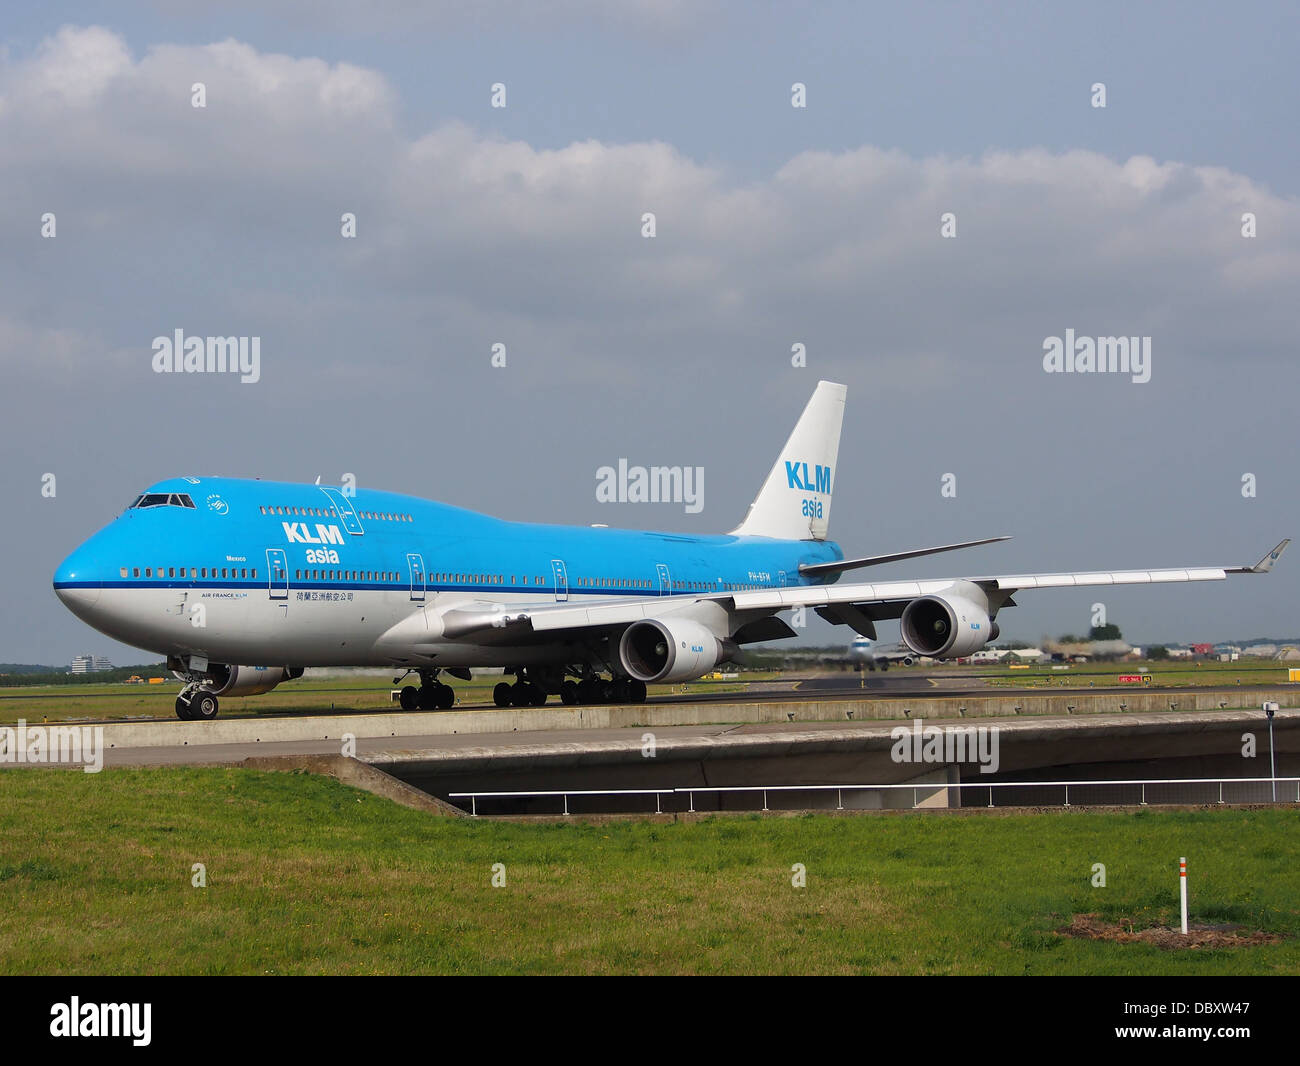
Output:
[175,685,219,721]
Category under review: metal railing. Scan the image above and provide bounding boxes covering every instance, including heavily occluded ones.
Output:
[450,788,677,816]
[449,776,1300,816]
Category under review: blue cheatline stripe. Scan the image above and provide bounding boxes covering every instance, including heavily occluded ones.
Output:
[51,580,742,597]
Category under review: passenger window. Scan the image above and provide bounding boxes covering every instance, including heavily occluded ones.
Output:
[201,568,207,578]
[168,568,175,578]
[120,567,128,578]
[133,568,140,578]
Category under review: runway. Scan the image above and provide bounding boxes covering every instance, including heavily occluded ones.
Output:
[14,669,1284,726]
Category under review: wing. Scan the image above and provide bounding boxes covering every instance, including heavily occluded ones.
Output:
[430,539,1289,643]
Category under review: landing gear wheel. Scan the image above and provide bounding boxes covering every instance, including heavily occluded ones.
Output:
[560,680,579,706]
[437,684,455,710]
[417,685,439,710]
[494,682,513,708]
[175,696,195,721]
[611,678,630,703]
[192,692,219,721]
[529,684,547,707]
[627,679,647,704]
[509,682,529,707]
[399,685,420,711]
[577,678,598,704]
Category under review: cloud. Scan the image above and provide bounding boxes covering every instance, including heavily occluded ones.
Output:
[2,24,1298,395]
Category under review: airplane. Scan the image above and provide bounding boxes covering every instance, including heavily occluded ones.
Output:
[52,381,1288,720]
[847,635,921,671]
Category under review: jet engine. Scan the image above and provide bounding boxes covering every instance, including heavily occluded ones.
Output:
[618,619,733,684]
[171,662,304,697]
[900,595,998,659]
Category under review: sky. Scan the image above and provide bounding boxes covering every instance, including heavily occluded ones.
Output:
[3,1,1298,665]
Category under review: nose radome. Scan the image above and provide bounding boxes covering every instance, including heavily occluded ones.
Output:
[54,546,102,609]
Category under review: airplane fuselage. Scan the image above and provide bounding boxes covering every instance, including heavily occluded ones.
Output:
[54,476,843,669]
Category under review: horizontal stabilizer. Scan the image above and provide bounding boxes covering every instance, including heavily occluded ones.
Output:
[799,536,1011,577]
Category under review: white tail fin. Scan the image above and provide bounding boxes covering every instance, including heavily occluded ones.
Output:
[729,380,846,541]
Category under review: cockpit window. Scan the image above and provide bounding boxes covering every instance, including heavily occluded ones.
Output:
[131,493,196,509]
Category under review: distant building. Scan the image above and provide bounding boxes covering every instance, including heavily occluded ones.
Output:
[70,655,113,674]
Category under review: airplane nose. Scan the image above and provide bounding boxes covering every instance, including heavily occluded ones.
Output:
[54,547,102,610]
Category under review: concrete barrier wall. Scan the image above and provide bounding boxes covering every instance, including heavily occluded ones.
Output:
[95,687,1299,750]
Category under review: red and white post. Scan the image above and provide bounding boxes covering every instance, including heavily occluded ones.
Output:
[1179,857,1188,934]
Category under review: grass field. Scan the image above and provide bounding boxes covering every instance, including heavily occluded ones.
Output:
[1,767,1296,975]
[977,659,1291,689]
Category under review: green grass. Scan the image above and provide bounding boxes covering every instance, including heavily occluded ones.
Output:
[978,658,1290,688]
[1,767,1297,974]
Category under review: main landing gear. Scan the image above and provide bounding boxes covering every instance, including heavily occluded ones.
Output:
[395,668,456,711]
[175,684,219,721]
[491,669,647,708]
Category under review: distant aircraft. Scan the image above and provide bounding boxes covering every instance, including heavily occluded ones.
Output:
[53,381,1288,719]
[847,635,920,671]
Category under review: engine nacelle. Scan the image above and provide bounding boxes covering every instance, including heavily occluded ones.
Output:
[618,619,729,683]
[900,595,995,659]
[173,664,304,697]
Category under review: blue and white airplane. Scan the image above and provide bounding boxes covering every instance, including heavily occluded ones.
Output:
[847,635,920,671]
[53,381,1288,720]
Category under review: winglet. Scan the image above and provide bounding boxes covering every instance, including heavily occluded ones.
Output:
[1228,539,1290,574]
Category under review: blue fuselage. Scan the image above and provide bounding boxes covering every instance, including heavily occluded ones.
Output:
[53,476,844,667]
